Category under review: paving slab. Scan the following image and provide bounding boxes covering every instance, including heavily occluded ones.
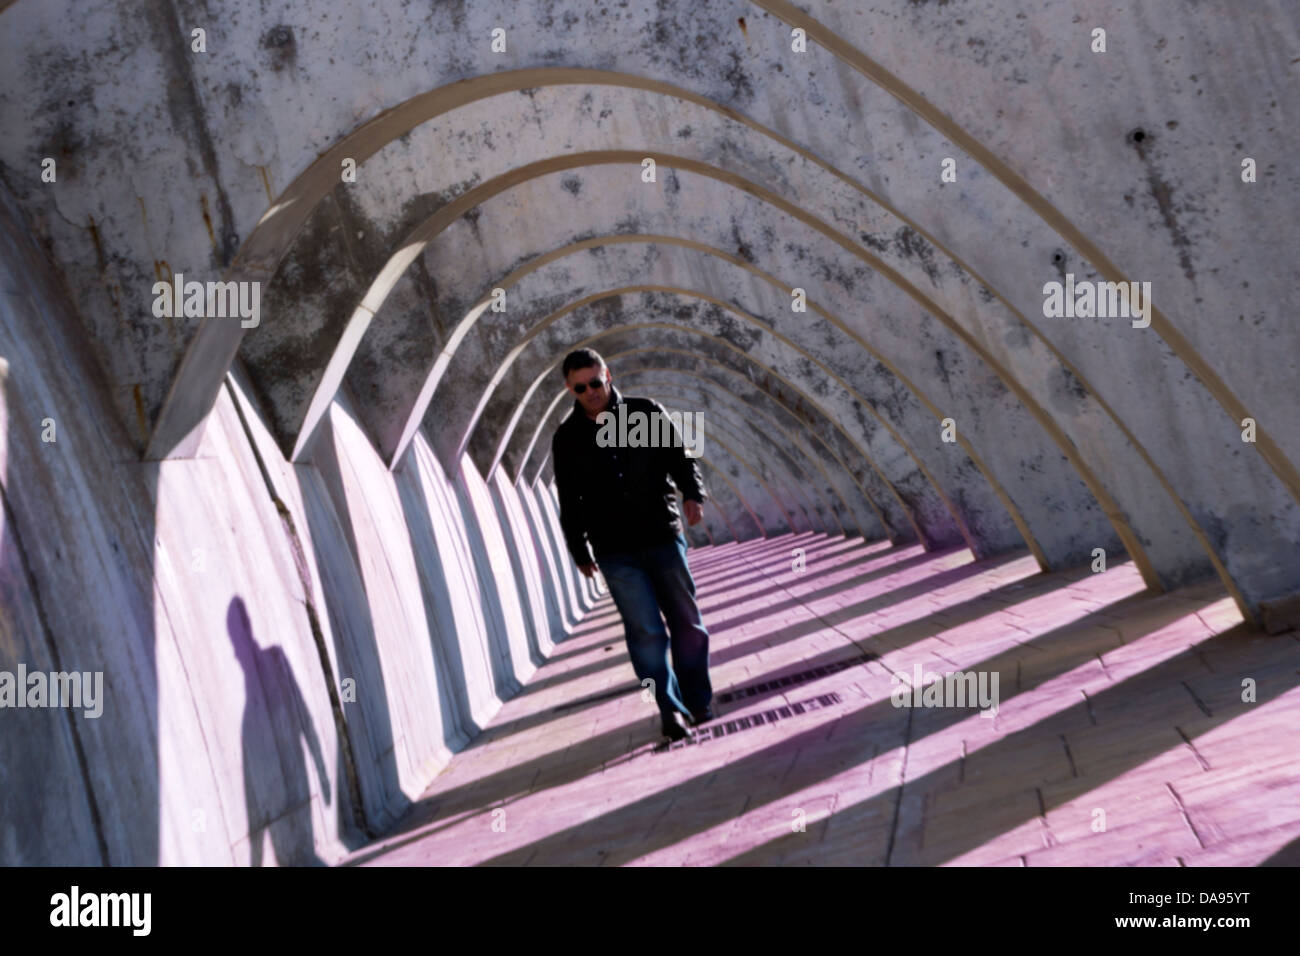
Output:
[343,534,1300,867]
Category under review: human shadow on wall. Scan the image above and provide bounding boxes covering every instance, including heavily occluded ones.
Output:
[228,597,329,866]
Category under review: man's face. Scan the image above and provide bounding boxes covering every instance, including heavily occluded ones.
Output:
[566,364,612,417]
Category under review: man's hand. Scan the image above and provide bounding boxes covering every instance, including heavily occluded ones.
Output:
[578,562,597,578]
[683,499,703,527]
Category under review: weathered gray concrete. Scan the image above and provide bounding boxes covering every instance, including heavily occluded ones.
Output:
[2,0,1298,866]
[383,171,1106,567]
[0,176,557,863]
[510,360,887,542]
[4,1,1296,623]
[621,376,858,536]
[533,333,948,547]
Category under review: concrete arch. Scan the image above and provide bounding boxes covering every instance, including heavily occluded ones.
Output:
[623,375,855,536]
[288,154,1099,569]
[190,84,1170,600]
[286,135,1251,612]
[515,354,885,541]
[436,290,1008,559]
[523,340,918,546]
[287,152,1189,589]
[432,230,1091,566]
[162,70,1170,600]
[253,109,1299,619]
[607,381,838,536]
[4,4,1290,619]
[303,139,1300,619]
[327,143,1280,610]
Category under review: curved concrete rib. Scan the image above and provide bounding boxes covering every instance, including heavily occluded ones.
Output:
[196,81,1249,609]
[167,76,1242,606]
[2,0,1285,615]
[624,377,852,537]
[170,74,1159,590]
[303,154,1088,563]
[437,293,996,557]
[253,106,1289,621]
[522,342,907,544]
[302,150,1206,589]
[757,0,1300,572]
[609,376,858,537]
[430,226,1086,563]
[514,355,884,542]
[294,127,1249,609]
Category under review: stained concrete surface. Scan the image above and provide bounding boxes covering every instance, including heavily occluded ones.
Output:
[347,535,1300,867]
[0,0,1297,866]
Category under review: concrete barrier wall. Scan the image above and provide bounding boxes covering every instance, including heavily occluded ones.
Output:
[0,181,577,864]
[515,477,578,637]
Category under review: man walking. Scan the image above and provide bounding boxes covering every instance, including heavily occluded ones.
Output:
[550,348,714,742]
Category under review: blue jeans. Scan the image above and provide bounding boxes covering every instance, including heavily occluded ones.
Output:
[597,532,713,720]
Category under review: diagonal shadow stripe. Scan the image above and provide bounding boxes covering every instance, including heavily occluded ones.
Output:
[468,583,1257,866]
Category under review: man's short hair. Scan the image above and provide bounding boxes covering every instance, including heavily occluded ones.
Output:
[562,348,605,380]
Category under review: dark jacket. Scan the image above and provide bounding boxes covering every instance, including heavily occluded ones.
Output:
[551,385,708,565]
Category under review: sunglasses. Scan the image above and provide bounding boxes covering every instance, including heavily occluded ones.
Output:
[572,376,607,395]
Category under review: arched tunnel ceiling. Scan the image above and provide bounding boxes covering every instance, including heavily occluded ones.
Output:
[555,369,861,539]
[517,352,889,543]
[505,367,863,535]
[1,0,1296,625]
[614,375,854,536]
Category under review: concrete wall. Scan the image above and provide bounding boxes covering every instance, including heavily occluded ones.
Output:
[1,0,1297,864]
[3,0,1296,626]
[0,179,570,864]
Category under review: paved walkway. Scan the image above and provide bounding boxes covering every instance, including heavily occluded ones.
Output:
[346,533,1300,866]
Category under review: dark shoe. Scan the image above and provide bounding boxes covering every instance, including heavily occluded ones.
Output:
[686,706,715,727]
[661,711,692,742]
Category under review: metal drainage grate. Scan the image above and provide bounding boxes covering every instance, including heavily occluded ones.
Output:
[653,691,843,753]
[551,652,873,716]
[715,653,876,705]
